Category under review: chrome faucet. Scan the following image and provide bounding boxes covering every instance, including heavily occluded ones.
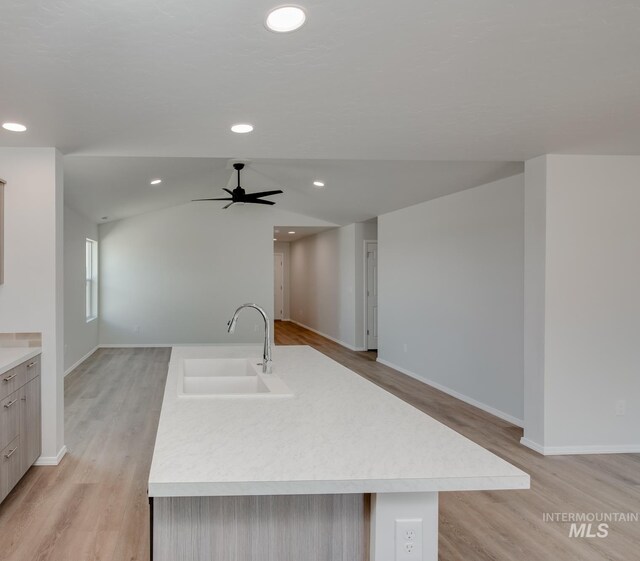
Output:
[227,303,272,374]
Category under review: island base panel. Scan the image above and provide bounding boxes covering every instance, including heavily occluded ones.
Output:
[370,492,438,561]
[153,493,369,561]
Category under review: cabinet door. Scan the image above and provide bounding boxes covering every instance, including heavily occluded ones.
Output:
[0,436,21,503]
[19,376,41,471]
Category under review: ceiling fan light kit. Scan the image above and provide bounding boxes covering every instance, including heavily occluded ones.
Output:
[193,163,283,209]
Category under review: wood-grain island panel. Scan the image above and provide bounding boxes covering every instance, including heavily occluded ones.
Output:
[153,494,368,561]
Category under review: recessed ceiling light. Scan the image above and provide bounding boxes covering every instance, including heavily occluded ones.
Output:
[231,123,254,134]
[2,122,27,132]
[288,231,296,234]
[313,181,325,187]
[150,179,162,185]
[265,6,306,33]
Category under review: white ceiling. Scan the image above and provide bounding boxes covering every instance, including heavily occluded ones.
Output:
[64,156,523,224]
[273,226,334,243]
[2,0,640,160]
[64,157,233,222]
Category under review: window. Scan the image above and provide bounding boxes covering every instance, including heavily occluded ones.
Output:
[86,238,98,321]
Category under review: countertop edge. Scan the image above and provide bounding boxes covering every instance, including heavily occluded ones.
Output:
[0,348,42,376]
[148,473,530,498]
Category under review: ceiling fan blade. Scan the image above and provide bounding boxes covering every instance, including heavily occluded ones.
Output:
[247,199,276,205]
[192,197,233,201]
[245,190,283,199]
[223,188,234,195]
[223,202,236,209]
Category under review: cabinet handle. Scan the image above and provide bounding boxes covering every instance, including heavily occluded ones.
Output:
[27,362,37,369]
[2,372,17,382]
[3,398,17,408]
[4,447,17,459]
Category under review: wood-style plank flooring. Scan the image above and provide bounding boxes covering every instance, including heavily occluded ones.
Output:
[0,347,170,561]
[0,325,638,560]
[275,321,640,561]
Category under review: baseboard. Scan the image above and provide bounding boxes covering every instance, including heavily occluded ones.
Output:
[97,343,262,349]
[519,437,545,454]
[288,320,366,352]
[64,346,99,377]
[520,437,640,455]
[98,343,174,348]
[375,357,524,427]
[34,445,67,466]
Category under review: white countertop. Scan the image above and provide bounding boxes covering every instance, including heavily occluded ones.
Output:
[148,345,529,497]
[0,347,41,376]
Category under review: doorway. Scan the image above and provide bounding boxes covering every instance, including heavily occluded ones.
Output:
[365,241,378,350]
[274,253,284,320]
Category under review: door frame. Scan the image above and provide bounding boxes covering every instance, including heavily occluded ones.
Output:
[274,252,284,320]
[363,240,378,350]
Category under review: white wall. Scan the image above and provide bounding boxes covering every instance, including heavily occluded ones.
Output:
[288,221,377,350]
[64,206,99,373]
[273,241,291,319]
[523,155,640,453]
[354,219,378,349]
[99,203,333,345]
[522,156,547,447]
[0,148,65,462]
[289,225,358,348]
[378,175,525,425]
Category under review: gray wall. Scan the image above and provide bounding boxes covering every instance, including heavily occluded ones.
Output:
[289,221,377,350]
[290,225,357,348]
[98,203,332,345]
[64,205,99,372]
[0,148,65,460]
[378,174,525,425]
[524,155,640,452]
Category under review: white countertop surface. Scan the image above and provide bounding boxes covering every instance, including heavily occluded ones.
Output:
[148,345,529,497]
[0,347,41,376]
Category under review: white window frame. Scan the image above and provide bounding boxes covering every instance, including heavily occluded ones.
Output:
[86,238,98,322]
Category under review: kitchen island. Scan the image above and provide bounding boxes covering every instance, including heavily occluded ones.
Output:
[148,345,529,561]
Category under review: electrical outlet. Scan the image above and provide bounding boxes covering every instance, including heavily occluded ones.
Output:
[395,519,422,560]
[615,399,626,416]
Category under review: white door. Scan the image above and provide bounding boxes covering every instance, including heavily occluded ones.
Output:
[274,253,284,320]
[366,242,378,349]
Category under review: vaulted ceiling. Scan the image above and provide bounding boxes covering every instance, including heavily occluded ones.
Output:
[3,1,640,223]
[64,156,523,224]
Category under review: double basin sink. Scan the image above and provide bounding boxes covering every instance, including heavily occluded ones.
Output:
[178,358,293,398]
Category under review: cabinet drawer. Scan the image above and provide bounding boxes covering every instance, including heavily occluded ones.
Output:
[0,391,20,450]
[0,355,40,401]
[0,436,21,504]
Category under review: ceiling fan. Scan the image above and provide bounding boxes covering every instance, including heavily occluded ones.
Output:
[193,163,283,209]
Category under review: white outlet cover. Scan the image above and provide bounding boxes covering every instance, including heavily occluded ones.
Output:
[395,518,423,560]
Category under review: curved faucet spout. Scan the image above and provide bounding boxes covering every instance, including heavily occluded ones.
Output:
[227,303,272,374]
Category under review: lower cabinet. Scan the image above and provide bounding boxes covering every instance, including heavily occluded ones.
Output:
[0,355,41,504]
[19,377,41,470]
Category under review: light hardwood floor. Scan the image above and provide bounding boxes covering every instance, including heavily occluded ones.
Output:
[0,347,170,561]
[275,321,640,561]
[0,326,638,561]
